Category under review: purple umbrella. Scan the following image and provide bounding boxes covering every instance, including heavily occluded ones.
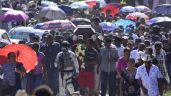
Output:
[0,10,29,22]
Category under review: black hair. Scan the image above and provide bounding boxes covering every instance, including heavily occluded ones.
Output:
[33,85,53,96]
[87,38,94,44]
[7,52,16,59]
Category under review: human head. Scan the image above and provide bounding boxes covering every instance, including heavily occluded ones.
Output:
[142,55,152,67]
[144,40,151,47]
[77,35,84,43]
[145,47,153,56]
[104,37,112,48]
[33,85,53,96]
[31,43,39,52]
[61,41,70,52]
[8,52,17,62]
[154,41,162,52]
[114,36,122,47]
[128,58,135,68]
[127,40,134,50]
[138,43,145,51]
[86,38,94,48]
[123,48,131,59]
[45,34,54,45]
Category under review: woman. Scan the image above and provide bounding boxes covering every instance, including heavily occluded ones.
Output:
[2,52,26,96]
[121,58,140,96]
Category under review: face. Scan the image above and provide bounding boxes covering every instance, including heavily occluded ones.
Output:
[104,42,111,48]
[124,51,130,58]
[86,41,92,48]
[128,59,135,67]
[46,36,53,45]
[9,53,16,62]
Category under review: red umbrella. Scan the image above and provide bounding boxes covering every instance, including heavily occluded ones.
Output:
[101,3,121,17]
[0,44,37,71]
[126,12,149,21]
[85,0,97,8]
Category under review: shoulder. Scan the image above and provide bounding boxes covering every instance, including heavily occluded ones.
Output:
[137,64,145,71]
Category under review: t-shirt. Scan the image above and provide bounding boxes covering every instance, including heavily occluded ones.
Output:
[84,48,98,71]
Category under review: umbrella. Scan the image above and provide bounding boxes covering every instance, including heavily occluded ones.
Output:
[101,3,121,17]
[70,2,89,9]
[135,5,152,13]
[34,20,76,30]
[0,10,29,22]
[120,6,136,13]
[126,12,149,21]
[2,8,14,12]
[39,7,66,20]
[0,44,37,71]
[71,18,91,25]
[84,0,106,8]
[147,16,171,27]
[0,38,11,45]
[115,19,136,32]
[100,22,117,31]
[58,5,73,16]
[74,25,95,40]
[155,4,171,15]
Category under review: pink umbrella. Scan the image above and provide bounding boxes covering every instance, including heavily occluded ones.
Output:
[135,5,152,13]
[126,12,149,21]
[0,10,29,22]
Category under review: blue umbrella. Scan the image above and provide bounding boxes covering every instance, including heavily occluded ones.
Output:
[34,23,44,29]
[58,5,73,16]
[155,4,171,15]
[115,19,135,32]
[100,22,118,32]
[120,6,136,13]
[70,2,89,9]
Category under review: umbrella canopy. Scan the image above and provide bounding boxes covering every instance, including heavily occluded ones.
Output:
[101,3,121,17]
[0,10,29,22]
[126,12,149,21]
[147,16,171,27]
[34,20,76,30]
[74,25,95,40]
[115,19,136,32]
[70,2,89,9]
[135,5,152,13]
[71,18,91,25]
[120,6,136,13]
[2,8,14,12]
[155,4,171,15]
[100,22,117,31]
[58,5,73,16]
[39,7,66,20]
[0,44,37,71]
[84,0,106,8]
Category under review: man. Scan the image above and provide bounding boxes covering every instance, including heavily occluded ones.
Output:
[40,34,61,96]
[98,37,119,96]
[114,36,124,57]
[135,55,163,96]
[78,38,98,96]
[54,41,79,95]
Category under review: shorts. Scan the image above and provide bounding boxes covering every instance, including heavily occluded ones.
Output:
[78,70,95,89]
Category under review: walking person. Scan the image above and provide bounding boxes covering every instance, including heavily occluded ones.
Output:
[40,34,61,96]
[98,38,119,96]
[2,52,26,96]
[135,55,164,96]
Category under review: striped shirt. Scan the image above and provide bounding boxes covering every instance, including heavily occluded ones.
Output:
[3,63,16,86]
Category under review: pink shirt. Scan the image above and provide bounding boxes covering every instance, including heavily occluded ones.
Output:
[116,57,128,74]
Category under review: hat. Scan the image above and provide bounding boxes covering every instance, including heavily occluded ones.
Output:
[77,35,83,40]
[142,55,152,61]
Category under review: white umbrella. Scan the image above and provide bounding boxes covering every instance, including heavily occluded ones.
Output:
[39,7,66,20]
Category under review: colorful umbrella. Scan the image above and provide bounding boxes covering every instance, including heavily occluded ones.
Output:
[0,10,29,22]
[135,5,152,13]
[101,3,121,17]
[70,2,89,9]
[58,5,73,16]
[126,12,149,21]
[155,4,171,15]
[100,22,117,31]
[115,19,136,32]
[71,18,91,25]
[84,0,106,8]
[120,6,136,13]
[39,7,66,20]
[34,20,76,30]
[0,44,37,71]
[147,16,171,27]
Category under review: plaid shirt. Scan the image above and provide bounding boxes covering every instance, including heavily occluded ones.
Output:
[155,49,168,79]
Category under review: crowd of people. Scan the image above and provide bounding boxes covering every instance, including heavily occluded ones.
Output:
[0,0,171,96]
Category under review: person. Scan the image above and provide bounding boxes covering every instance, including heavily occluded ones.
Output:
[54,41,79,95]
[121,58,140,96]
[32,85,53,96]
[78,38,98,96]
[31,43,45,89]
[114,36,124,57]
[40,34,61,96]
[135,55,163,96]
[98,37,119,96]
[2,52,26,96]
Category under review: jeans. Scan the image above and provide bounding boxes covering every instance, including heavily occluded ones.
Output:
[47,68,59,96]
[33,74,44,89]
[101,71,117,96]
